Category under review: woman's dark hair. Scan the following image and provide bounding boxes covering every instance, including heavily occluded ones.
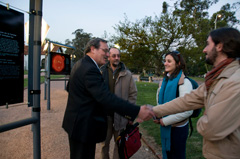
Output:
[163,51,186,80]
[209,27,240,59]
[84,38,108,54]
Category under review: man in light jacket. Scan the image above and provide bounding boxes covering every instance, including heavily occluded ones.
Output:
[99,47,137,159]
[153,27,240,159]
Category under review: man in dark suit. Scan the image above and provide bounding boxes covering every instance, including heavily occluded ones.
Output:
[62,38,154,159]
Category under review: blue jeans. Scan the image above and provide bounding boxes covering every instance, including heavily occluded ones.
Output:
[166,123,189,159]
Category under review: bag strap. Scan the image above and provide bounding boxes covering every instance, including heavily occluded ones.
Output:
[189,118,193,137]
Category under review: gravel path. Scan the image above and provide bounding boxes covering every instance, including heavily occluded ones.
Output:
[0,80,160,159]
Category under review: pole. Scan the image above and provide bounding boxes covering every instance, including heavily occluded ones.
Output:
[214,15,217,29]
[44,53,47,100]
[44,44,47,100]
[28,0,35,107]
[31,0,42,158]
[47,41,51,110]
[214,14,221,29]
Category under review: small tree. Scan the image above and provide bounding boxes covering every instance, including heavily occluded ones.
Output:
[65,29,92,62]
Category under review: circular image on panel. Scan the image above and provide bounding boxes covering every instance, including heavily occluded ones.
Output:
[52,54,65,72]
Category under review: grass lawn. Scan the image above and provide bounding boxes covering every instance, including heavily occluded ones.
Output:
[135,81,204,159]
[190,76,205,82]
[24,75,66,88]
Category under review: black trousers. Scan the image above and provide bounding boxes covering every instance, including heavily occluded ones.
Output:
[166,123,189,159]
[68,136,96,159]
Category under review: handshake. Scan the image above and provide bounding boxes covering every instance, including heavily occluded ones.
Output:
[137,104,158,123]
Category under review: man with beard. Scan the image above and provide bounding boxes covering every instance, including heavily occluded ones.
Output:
[152,28,240,159]
[99,47,137,159]
[62,38,154,159]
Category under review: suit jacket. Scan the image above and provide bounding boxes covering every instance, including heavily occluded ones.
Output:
[62,55,140,143]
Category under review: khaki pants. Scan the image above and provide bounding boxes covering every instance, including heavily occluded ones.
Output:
[99,116,120,159]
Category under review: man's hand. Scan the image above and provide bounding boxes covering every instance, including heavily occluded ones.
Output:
[137,105,155,122]
[153,117,164,126]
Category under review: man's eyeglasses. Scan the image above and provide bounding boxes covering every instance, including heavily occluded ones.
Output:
[111,54,121,58]
[99,48,109,53]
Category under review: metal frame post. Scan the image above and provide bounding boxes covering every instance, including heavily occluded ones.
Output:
[28,0,35,107]
[47,41,51,110]
[31,0,42,158]
[44,48,47,100]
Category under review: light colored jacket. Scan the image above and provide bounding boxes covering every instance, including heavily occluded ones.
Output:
[153,60,240,159]
[156,72,193,127]
[101,62,137,131]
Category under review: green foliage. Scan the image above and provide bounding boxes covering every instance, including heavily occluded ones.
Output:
[112,13,190,75]
[210,3,239,29]
[65,29,92,62]
[172,0,238,77]
[162,2,168,14]
[110,0,239,77]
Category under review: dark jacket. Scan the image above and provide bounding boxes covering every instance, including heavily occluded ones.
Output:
[62,55,140,143]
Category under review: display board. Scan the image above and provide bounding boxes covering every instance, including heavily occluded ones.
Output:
[0,5,24,106]
[50,52,71,75]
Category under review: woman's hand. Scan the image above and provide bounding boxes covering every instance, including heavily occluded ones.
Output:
[159,118,165,126]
